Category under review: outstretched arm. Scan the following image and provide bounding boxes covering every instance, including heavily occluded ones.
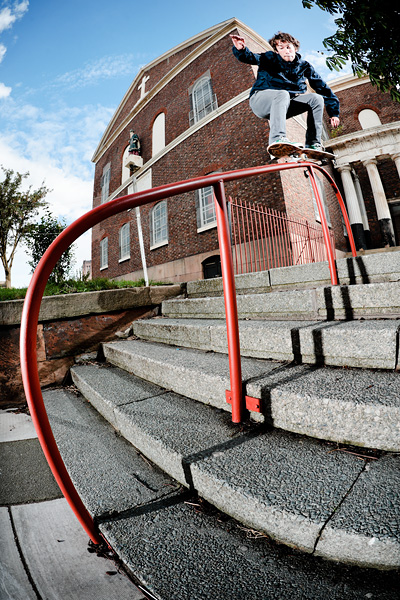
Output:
[230,34,246,50]
[230,35,261,66]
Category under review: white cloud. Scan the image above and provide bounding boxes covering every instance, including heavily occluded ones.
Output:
[0,0,29,34]
[0,2,29,98]
[54,53,146,90]
[0,81,11,97]
[0,42,6,62]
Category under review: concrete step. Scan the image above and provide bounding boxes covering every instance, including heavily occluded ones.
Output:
[62,367,400,573]
[100,339,400,451]
[132,316,400,370]
[163,280,400,321]
[187,249,400,298]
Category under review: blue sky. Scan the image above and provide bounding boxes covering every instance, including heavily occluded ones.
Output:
[0,0,348,287]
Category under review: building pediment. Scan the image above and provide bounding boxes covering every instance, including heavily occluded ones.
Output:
[325,122,400,166]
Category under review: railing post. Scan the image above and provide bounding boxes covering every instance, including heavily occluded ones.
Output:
[213,180,243,423]
[307,166,338,285]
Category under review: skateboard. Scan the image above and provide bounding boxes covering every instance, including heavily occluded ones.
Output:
[268,142,335,164]
[267,141,302,159]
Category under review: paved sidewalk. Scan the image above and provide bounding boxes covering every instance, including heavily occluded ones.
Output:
[0,408,147,600]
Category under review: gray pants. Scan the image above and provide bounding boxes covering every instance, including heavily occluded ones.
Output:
[249,89,325,146]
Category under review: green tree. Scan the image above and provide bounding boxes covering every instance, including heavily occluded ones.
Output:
[26,209,75,284]
[0,167,49,288]
[302,0,400,101]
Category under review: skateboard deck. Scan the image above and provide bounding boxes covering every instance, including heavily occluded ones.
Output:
[268,142,335,163]
[301,147,335,161]
[267,141,302,158]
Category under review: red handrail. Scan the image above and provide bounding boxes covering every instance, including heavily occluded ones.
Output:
[20,161,356,543]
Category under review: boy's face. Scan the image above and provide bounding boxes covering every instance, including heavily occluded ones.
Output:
[275,41,296,62]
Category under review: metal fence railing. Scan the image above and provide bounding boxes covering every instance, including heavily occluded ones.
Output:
[229,197,336,274]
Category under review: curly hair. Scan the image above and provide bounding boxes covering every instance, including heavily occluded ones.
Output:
[269,32,300,52]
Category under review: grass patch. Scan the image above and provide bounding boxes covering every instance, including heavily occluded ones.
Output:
[0,277,170,302]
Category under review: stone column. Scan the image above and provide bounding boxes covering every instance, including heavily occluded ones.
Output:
[338,165,367,250]
[352,169,371,248]
[363,158,396,247]
[392,153,400,179]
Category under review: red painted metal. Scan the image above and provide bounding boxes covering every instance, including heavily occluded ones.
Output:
[307,165,338,285]
[20,160,356,542]
[214,180,243,423]
[229,197,336,273]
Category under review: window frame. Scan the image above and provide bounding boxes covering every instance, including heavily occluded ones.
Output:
[189,73,217,126]
[196,185,217,232]
[150,200,168,249]
[100,237,108,270]
[100,163,111,204]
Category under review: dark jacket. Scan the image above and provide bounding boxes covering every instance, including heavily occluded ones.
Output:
[232,46,340,117]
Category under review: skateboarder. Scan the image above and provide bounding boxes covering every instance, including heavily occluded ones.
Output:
[230,32,340,154]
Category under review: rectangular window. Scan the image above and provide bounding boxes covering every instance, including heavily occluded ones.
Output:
[119,223,130,261]
[150,200,168,249]
[196,186,217,231]
[100,237,108,270]
[101,163,111,204]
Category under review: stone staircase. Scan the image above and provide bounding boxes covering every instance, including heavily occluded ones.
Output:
[43,251,400,599]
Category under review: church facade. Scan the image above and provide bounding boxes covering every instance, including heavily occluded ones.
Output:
[91,18,400,283]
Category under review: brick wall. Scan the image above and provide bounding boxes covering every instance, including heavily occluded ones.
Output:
[334,81,400,137]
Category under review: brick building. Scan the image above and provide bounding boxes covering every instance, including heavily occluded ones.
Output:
[91,18,400,283]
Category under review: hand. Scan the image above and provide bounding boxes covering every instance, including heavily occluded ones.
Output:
[330,116,340,128]
[230,34,246,50]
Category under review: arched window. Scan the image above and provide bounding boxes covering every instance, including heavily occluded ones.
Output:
[358,109,381,129]
[150,200,168,248]
[189,74,217,125]
[119,223,130,261]
[152,112,166,156]
[101,163,111,204]
[121,145,131,184]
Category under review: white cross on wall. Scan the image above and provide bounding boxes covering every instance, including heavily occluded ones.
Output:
[138,75,150,99]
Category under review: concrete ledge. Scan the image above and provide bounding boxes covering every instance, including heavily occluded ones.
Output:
[101,341,400,451]
[132,317,400,370]
[163,281,400,321]
[185,249,400,298]
[0,285,184,327]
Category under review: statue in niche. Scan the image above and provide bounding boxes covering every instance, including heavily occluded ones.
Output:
[128,129,141,155]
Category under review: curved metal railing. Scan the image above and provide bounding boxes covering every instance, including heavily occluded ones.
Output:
[20,161,357,543]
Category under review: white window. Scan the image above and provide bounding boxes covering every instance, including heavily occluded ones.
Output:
[119,223,130,261]
[150,200,168,249]
[121,145,131,184]
[358,109,381,130]
[100,237,108,270]
[101,163,111,204]
[196,186,217,231]
[152,112,166,156]
[189,74,217,126]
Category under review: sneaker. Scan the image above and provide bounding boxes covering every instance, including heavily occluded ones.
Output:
[273,137,301,147]
[305,143,324,151]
